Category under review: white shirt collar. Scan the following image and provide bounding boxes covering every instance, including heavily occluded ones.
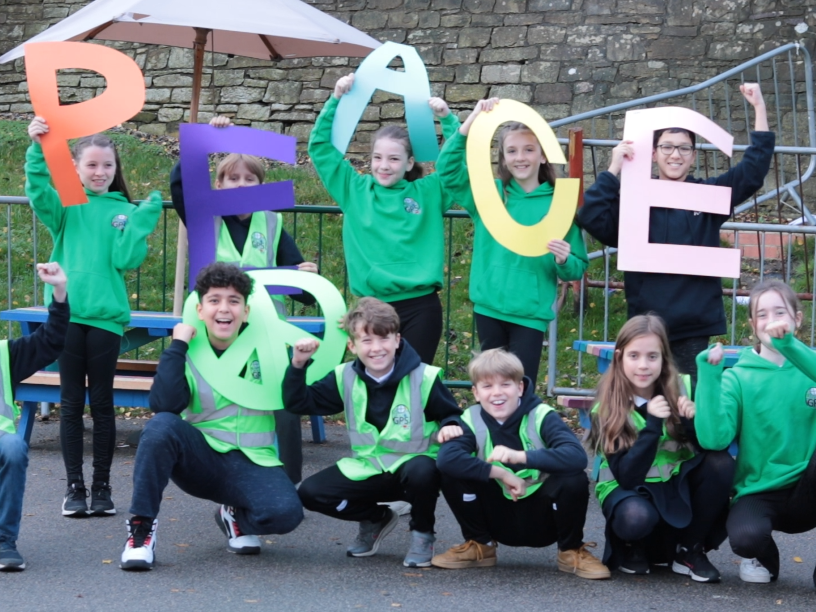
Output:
[365,365,395,383]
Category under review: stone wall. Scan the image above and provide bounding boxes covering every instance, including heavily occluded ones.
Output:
[1,0,814,150]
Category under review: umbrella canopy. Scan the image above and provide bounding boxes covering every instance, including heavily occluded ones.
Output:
[0,0,380,63]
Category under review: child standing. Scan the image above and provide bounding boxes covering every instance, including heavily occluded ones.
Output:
[283,297,462,567]
[589,315,734,582]
[432,349,609,579]
[308,74,461,365]
[696,281,816,587]
[436,98,588,386]
[0,263,69,571]
[26,118,163,517]
[578,84,774,382]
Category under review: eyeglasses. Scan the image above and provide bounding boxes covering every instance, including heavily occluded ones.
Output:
[656,144,695,156]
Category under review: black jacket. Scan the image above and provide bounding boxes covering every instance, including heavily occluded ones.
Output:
[8,298,70,390]
[578,131,775,341]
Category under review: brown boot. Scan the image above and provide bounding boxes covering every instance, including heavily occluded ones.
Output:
[557,542,611,580]
[431,540,497,569]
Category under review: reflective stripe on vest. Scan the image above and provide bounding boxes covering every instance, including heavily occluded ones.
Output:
[0,340,15,437]
[184,356,277,449]
[596,439,695,484]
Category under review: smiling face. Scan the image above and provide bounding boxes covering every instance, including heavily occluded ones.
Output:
[215,160,262,190]
[472,375,524,422]
[348,323,400,378]
[619,333,664,400]
[500,130,547,189]
[750,289,803,355]
[370,137,414,187]
[73,145,116,194]
[196,285,250,351]
[652,131,696,181]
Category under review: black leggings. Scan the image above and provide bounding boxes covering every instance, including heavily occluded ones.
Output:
[668,336,709,389]
[58,323,120,484]
[475,314,545,386]
[390,292,443,366]
[727,450,816,579]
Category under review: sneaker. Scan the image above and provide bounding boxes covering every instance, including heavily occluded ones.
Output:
[62,482,88,517]
[431,540,497,569]
[0,545,25,571]
[216,505,261,554]
[403,531,435,568]
[740,557,772,583]
[619,542,649,575]
[120,517,157,571]
[672,544,721,583]
[346,508,399,557]
[557,542,611,580]
[90,482,116,516]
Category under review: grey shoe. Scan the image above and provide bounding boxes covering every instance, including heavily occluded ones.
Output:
[0,545,25,571]
[403,530,435,568]
[346,508,399,557]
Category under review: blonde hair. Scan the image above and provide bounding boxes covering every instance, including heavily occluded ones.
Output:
[468,348,524,385]
[215,154,265,186]
[343,297,400,338]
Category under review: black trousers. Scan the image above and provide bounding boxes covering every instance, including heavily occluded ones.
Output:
[669,336,709,389]
[475,314,545,386]
[58,322,121,484]
[390,292,443,366]
[297,455,440,533]
[727,450,816,579]
[440,471,589,550]
[274,409,302,485]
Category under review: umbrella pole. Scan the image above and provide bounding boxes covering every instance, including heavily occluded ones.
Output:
[172,27,210,316]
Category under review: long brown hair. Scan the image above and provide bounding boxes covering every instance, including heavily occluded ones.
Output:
[71,134,132,202]
[371,125,424,182]
[496,122,557,193]
[588,314,687,457]
[748,280,802,352]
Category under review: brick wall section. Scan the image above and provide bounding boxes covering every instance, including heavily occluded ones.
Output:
[1,0,814,150]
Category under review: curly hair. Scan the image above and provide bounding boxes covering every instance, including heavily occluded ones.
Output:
[194,262,255,301]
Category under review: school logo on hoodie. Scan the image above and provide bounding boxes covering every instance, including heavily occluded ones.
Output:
[806,388,816,408]
[111,214,128,230]
[403,198,421,214]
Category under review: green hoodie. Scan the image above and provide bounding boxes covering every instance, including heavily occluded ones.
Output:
[436,131,588,332]
[25,142,162,335]
[695,334,816,502]
[308,96,460,302]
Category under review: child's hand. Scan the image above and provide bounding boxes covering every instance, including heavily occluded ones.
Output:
[646,395,671,419]
[740,83,765,108]
[707,342,724,366]
[766,320,790,339]
[297,261,318,274]
[292,338,320,368]
[36,262,67,302]
[437,424,463,443]
[608,140,634,176]
[28,117,49,144]
[487,444,526,465]
[496,469,527,501]
[428,97,450,118]
[172,323,197,344]
[209,116,234,128]
[459,97,500,136]
[678,396,696,419]
[333,74,355,99]
[548,239,571,264]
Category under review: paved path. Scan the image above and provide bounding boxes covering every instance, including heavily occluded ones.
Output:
[3,417,815,611]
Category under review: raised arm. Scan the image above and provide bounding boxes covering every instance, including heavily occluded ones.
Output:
[25,120,67,233]
[694,345,742,450]
[112,191,163,271]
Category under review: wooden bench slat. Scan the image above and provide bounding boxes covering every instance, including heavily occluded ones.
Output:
[23,371,153,391]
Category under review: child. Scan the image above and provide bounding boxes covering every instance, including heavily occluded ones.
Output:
[696,280,816,586]
[283,297,462,567]
[0,263,69,571]
[436,98,588,386]
[26,118,163,517]
[432,349,609,579]
[120,263,302,571]
[588,314,734,582]
[578,84,774,382]
[170,117,318,485]
[308,73,461,365]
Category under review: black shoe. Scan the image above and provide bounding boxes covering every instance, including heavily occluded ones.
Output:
[0,545,25,571]
[90,482,116,516]
[619,542,649,575]
[62,482,88,517]
[672,544,721,583]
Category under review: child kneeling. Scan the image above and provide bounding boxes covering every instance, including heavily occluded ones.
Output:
[283,297,462,567]
[432,349,609,579]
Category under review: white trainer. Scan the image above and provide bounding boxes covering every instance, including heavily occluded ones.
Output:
[740,557,772,583]
[120,517,157,571]
[216,505,261,554]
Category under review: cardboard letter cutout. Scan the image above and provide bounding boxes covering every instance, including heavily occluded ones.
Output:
[25,42,146,206]
[179,123,297,286]
[466,99,580,257]
[618,107,740,278]
[332,41,438,162]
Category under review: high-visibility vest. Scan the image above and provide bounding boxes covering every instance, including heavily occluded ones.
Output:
[215,211,285,316]
[335,361,441,481]
[0,341,17,437]
[461,402,553,500]
[183,353,281,467]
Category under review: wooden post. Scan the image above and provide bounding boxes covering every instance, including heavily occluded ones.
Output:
[568,127,584,208]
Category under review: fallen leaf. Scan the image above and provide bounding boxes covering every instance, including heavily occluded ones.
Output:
[174,543,190,547]
[403,573,422,577]
[245,600,258,604]
[794,556,803,563]
[391,605,402,608]
[442,592,452,596]
[102,560,112,564]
